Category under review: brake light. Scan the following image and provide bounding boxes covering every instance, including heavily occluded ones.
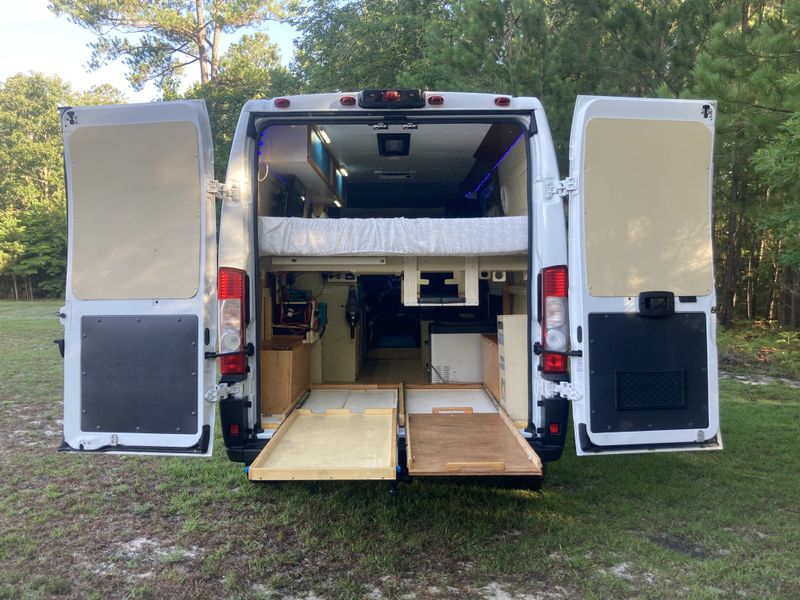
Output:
[383,90,402,102]
[427,95,444,106]
[495,96,511,107]
[541,266,568,377]
[274,98,290,108]
[218,267,246,376]
[340,95,356,106]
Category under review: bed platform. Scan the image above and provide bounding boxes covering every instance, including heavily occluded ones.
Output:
[258,216,528,257]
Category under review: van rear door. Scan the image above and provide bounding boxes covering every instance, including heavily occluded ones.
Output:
[567,96,721,455]
[60,101,217,455]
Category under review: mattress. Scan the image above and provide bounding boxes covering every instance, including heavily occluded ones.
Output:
[258,216,528,256]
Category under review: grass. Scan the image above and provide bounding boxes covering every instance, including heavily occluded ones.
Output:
[717,320,800,380]
[0,300,798,599]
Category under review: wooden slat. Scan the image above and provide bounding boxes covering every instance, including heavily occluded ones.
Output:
[404,383,484,390]
[431,406,474,414]
[447,461,505,473]
[398,382,405,427]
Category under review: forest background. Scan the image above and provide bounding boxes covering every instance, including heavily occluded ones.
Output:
[1,0,798,329]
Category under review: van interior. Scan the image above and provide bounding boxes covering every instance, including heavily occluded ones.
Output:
[248,119,542,481]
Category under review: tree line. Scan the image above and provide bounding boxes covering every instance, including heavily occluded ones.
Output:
[1,0,798,328]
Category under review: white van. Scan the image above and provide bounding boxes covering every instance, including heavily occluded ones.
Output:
[58,90,721,486]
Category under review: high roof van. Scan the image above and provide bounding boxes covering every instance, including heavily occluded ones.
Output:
[58,90,721,486]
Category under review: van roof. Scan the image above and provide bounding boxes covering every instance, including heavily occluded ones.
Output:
[242,91,541,114]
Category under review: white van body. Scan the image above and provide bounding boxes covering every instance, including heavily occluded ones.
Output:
[58,91,721,481]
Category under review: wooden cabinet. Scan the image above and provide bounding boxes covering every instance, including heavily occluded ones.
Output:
[481,334,501,403]
[260,336,311,416]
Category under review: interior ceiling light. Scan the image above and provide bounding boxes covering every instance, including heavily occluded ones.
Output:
[377,133,411,157]
[338,166,349,177]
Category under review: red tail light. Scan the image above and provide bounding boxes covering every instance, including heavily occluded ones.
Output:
[218,267,246,376]
[541,266,569,377]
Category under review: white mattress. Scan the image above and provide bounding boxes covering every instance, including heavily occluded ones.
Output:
[258,216,528,256]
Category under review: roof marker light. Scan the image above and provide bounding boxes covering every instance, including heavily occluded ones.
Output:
[340,96,356,106]
[383,90,401,101]
[428,95,444,106]
[494,96,511,107]
[274,98,290,108]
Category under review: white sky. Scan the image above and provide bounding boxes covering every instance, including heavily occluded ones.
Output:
[0,0,298,102]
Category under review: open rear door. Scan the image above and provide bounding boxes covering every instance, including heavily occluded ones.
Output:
[568,96,721,455]
[60,101,217,455]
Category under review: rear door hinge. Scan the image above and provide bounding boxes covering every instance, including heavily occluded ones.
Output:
[546,177,577,198]
[547,380,582,402]
[205,382,243,403]
[207,180,239,202]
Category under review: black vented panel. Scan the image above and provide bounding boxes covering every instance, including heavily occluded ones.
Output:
[588,313,708,432]
[81,315,199,434]
[616,371,685,410]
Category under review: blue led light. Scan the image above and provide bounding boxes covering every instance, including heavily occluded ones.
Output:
[465,133,524,199]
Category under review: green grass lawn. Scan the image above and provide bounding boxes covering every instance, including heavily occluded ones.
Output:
[717,320,800,380]
[0,301,798,599]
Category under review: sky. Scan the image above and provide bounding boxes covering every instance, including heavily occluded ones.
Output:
[0,0,298,102]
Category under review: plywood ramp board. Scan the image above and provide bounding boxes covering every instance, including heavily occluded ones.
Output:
[248,408,397,481]
[407,412,541,476]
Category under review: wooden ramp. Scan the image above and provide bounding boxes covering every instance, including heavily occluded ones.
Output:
[248,407,397,481]
[406,389,542,477]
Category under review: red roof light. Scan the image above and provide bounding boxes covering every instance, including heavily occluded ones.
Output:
[274,98,290,108]
[427,95,444,106]
[494,96,511,107]
[383,90,401,102]
[340,95,356,106]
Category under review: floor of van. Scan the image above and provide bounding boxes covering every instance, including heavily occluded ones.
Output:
[357,348,429,384]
